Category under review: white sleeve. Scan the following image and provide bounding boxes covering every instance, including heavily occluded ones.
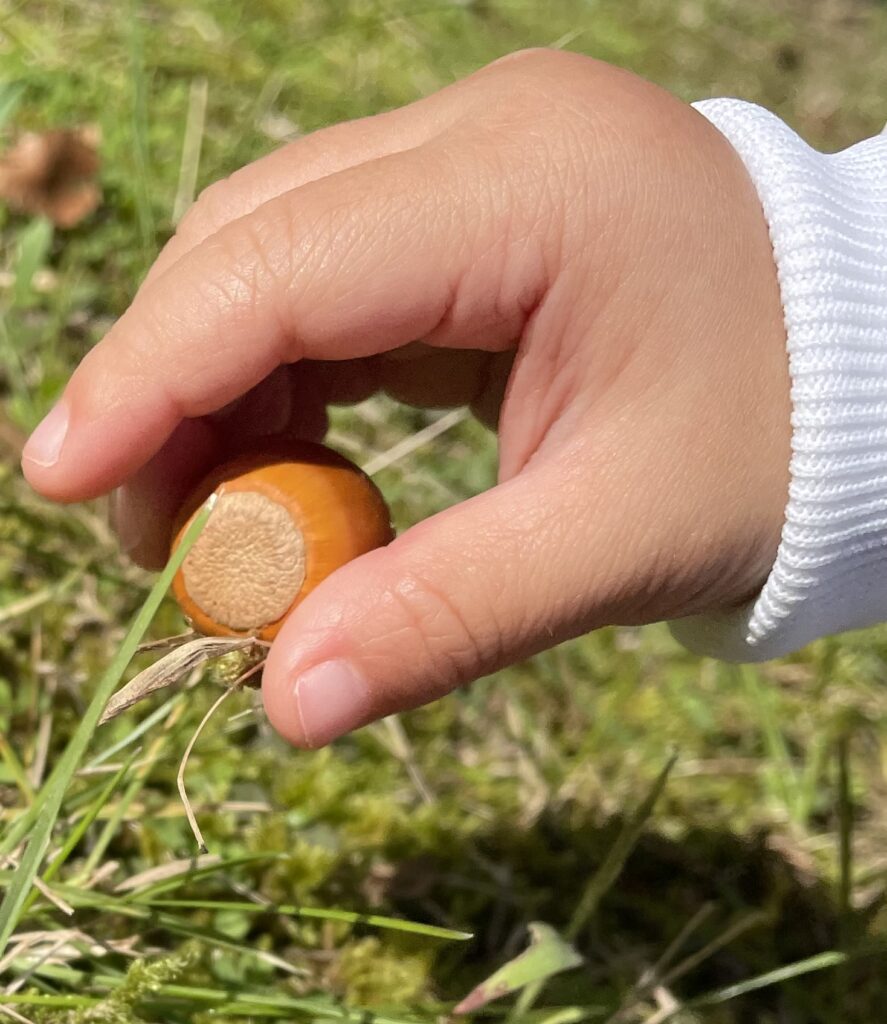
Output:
[669,99,887,662]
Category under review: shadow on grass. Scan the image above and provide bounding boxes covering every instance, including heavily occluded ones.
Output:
[372,812,883,1023]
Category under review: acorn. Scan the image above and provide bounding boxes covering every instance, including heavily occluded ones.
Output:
[170,441,394,640]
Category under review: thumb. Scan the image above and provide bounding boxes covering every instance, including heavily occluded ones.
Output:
[262,449,620,748]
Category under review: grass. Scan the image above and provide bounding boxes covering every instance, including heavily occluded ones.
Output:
[2,0,887,1021]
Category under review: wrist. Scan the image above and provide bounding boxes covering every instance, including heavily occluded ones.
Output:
[673,100,887,660]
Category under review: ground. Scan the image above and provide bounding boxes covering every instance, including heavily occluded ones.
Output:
[2,1,887,1022]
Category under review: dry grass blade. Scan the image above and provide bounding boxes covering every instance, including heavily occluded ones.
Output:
[0,497,217,959]
[177,688,235,854]
[644,987,681,1024]
[136,631,199,654]
[172,77,208,224]
[0,859,71,918]
[0,567,84,628]
[0,932,44,978]
[99,636,256,724]
[176,656,266,852]
[568,752,679,942]
[27,675,55,791]
[0,1003,34,1023]
[375,716,434,805]
[361,408,468,477]
[28,881,72,918]
[114,854,222,894]
[1,930,81,995]
[605,902,718,1023]
[510,753,679,1022]
[659,910,770,990]
[2,929,139,968]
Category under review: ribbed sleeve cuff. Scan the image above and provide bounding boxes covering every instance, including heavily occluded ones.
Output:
[671,99,887,662]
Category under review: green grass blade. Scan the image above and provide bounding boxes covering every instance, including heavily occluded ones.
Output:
[835,732,854,1005]
[19,755,134,917]
[85,691,184,768]
[143,984,427,1024]
[45,755,134,884]
[688,951,848,1009]
[0,732,35,803]
[567,751,678,941]
[13,216,53,305]
[0,563,86,628]
[126,0,156,262]
[837,733,853,941]
[0,495,216,958]
[796,728,830,827]
[0,317,38,425]
[740,665,801,820]
[2,870,466,960]
[534,1008,600,1024]
[510,753,677,1021]
[78,733,174,880]
[0,993,98,1009]
[141,898,472,940]
[0,499,212,858]
[0,81,24,131]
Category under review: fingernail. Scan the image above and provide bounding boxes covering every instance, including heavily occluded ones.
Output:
[293,660,371,748]
[22,400,69,468]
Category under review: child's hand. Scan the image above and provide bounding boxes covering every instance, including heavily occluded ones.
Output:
[22,50,791,747]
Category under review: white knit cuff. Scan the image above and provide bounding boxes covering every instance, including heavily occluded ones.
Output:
[671,99,887,662]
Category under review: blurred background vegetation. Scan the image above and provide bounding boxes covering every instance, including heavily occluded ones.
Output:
[2,1,887,1022]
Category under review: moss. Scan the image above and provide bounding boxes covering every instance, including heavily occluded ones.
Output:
[329,936,433,1008]
[42,946,201,1024]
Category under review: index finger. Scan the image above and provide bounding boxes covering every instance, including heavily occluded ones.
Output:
[22,139,537,502]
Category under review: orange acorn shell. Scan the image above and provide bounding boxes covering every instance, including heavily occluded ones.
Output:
[171,441,394,640]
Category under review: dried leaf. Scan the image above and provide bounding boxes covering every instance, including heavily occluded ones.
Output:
[99,636,256,724]
[0,125,101,228]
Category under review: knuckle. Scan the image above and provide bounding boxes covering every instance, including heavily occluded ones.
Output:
[176,176,236,245]
[187,220,291,364]
[210,206,293,304]
[384,565,494,692]
[240,209,293,287]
